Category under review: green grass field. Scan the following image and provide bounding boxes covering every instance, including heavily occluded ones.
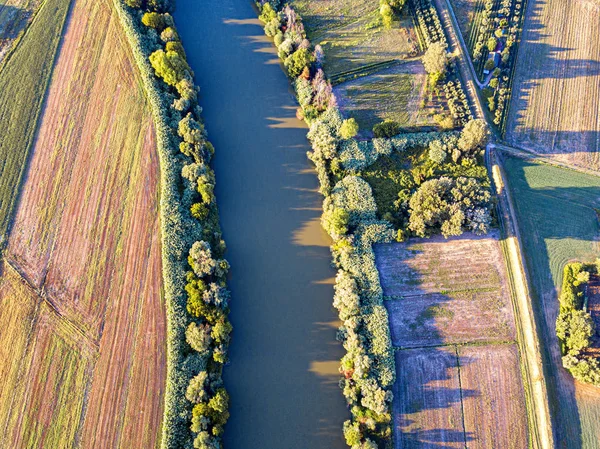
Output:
[317,10,417,76]
[0,0,72,242]
[292,0,383,39]
[503,155,600,448]
[333,62,446,133]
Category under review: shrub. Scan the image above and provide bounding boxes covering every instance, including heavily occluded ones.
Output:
[373,120,400,138]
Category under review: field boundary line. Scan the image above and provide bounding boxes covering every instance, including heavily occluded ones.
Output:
[493,151,554,449]
[384,286,500,301]
[494,142,600,179]
[394,339,516,351]
[454,346,469,449]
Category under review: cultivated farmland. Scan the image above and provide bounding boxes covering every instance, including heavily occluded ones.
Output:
[375,231,531,447]
[502,154,600,448]
[0,0,71,240]
[505,0,600,169]
[0,0,166,447]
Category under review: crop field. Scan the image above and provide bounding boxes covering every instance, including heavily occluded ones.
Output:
[502,154,600,448]
[393,347,465,448]
[0,0,43,64]
[0,0,166,447]
[375,231,531,447]
[333,62,443,133]
[0,261,95,448]
[505,0,600,169]
[317,10,418,76]
[459,344,529,448]
[377,232,515,347]
[0,0,71,241]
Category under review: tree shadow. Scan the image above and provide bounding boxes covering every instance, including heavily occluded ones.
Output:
[506,0,600,157]
[501,154,600,448]
[374,242,482,447]
[0,4,32,42]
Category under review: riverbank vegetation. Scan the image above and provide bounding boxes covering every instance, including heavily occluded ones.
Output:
[258,1,492,446]
[115,1,233,447]
[0,0,71,245]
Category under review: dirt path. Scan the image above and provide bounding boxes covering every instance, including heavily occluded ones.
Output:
[492,150,554,449]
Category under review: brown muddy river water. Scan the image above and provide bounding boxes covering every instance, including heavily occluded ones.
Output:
[175,0,348,447]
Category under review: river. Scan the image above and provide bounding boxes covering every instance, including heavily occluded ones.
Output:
[174,1,348,447]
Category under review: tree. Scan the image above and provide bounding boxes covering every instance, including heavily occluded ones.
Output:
[189,241,216,278]
[458,119,490,153]
[380,2,394,28]
[322,207,349,238]
[186,322,213,354]
[142,12,167,30]
[487,37,497,52]
[428,140,447,164]
[484,58,495,72]
[149,49,191,86]
[343,420,362,446]
[284,48,315,78]
[186,371,209,404]
[422,42,448,76]
[566,310,595,353]
[340,118,359,139]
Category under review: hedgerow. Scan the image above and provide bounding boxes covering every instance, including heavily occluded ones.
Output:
[257,2,396,446]
[112,1,232,448]
[556,262,600,386]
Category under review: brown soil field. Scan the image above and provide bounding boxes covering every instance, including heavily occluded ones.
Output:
[505,0,600,169]
[459,344,529,448]
[384,289,514,347]
[375,231,506,296]
[0,0,43,64]
[393,347,466,449]
[378,231,531,447]
[0,0,166,447]
[375,231,515,347]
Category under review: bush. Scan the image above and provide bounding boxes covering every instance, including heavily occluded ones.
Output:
[373,120,401,138]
